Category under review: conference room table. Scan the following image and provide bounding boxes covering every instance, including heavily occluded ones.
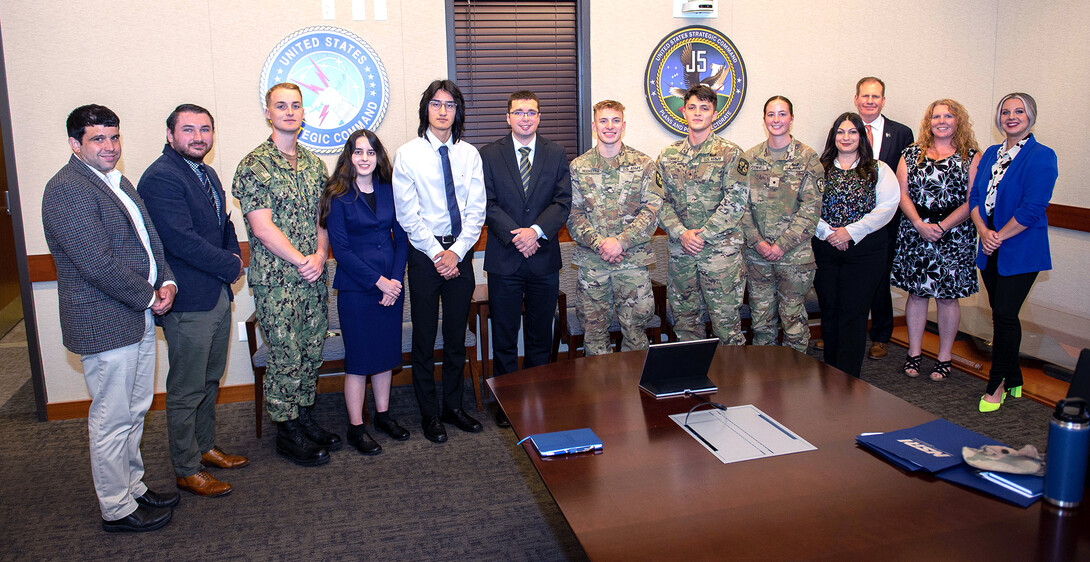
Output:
[487,346,1090,560]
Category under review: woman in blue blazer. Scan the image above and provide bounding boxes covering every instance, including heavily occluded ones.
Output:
[319,129,410,452]
[969,93,1057,412]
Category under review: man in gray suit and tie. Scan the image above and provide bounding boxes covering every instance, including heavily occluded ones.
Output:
[42,105,179,532]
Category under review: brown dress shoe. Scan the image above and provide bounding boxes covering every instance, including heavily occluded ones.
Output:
[177,470,232,498]
[868,342,889,359]
[201,446,250,469]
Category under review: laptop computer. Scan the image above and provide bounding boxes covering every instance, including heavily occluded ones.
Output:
[638,338,719,398]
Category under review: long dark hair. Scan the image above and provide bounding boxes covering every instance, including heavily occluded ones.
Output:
[819,111,877,185]
[417,79,466,143]
[318,129,392,227]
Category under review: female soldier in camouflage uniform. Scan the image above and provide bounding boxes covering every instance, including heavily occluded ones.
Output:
[741,96,823,353]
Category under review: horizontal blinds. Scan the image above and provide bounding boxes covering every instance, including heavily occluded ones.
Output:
[453,0,581,161]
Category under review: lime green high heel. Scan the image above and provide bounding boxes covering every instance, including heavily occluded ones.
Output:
[1007,386,1022,399]
[979,396,1002,412]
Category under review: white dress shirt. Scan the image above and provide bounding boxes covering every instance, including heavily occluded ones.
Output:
[864,114,886,160]
[83,161,173,306]
[392,129,486,260]
[816,158,899,243]
[512,133,545,239]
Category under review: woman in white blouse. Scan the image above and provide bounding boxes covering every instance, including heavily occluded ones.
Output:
[812,112,899,377]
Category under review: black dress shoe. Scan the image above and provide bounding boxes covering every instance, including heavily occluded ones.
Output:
[495,409,511,428]
[276,419,331,466]
[347,425,382,455]
[102,504,172,532]
[421,415,448,443]
[298,406,343,451]
[441,408,483,433]
[134,488,180,509]
[374,417,410,441]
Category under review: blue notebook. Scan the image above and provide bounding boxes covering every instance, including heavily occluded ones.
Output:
[526,428,603,457]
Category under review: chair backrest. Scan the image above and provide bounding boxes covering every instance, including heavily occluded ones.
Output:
[558,241,579,308]
[326,259,339,330]
[401,266,413,323]
[649,234,669,285]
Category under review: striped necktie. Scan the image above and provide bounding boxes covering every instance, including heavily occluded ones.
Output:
[518,146,532,193]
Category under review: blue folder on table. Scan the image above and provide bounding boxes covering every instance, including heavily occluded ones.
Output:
[527,428,603,457]
[857,419,1043,507]
[856,419,1002,473]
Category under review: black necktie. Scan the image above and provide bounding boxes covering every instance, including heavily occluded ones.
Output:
[438,145,462,239]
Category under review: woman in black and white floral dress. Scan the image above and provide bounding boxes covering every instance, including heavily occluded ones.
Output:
[891,99,981,381]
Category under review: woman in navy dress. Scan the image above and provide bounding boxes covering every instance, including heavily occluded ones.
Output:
[969,93,1056,412]
[319,129,410,454]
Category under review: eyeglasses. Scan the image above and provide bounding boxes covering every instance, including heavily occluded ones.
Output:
[428,100,458,111]
[509,110,539,118]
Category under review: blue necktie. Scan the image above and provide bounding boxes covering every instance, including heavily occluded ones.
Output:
[438,145,462,239]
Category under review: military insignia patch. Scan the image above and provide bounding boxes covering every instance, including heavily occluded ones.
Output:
[643,25,748,136]
[737,158,749,175]
[817,178,826,193]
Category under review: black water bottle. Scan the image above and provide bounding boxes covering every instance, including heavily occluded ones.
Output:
[1044,398,1090,508]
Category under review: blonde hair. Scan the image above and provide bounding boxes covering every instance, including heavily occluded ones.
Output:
[265,82,302,107]
[914,99,979,165]
[592,100,625,119]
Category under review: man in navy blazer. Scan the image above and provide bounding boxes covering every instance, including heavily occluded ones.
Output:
[854,77,914,359]
[42,105,178,532]
[481,90,572,427]
[138,104,247,499]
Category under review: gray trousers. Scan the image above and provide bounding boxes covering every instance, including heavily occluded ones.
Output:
[80,310,156,521]
[160,286,232,477]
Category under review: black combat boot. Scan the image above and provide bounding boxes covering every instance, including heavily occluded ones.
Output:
[298,406,343,451]
[276,419,330,466]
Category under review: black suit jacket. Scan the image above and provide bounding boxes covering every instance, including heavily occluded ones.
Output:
[138,144,241,312]
[481,134,572,276]
[876,117,914,173]
[42,155,175,355]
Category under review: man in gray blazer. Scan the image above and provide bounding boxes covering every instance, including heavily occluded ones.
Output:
[42,105,179,532]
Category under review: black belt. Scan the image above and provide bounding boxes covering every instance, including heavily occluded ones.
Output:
[435,235,456,248]
[914,203,959,223]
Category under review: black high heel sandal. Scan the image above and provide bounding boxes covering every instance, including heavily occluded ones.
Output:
[929,360,951,381]
[903,354,922,378]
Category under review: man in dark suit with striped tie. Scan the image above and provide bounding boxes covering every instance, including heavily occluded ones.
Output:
[480,90,572,427]
[138,104,248,500]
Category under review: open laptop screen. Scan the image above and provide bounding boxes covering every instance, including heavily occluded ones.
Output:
[638,338,719,398]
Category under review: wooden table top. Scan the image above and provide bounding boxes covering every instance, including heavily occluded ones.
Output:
[488,346,1090,560]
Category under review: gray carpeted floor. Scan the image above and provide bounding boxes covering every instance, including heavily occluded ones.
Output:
[0,322,1055,560]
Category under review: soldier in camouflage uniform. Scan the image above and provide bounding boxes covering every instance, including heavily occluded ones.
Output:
[656,85,749,345]
[740,96,823,353]
[568,100,662,355]
[233,83,339,466]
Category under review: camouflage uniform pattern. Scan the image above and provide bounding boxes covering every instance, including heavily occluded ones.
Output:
[741,139,823,352]
[656,134,749,344]
[568,144,662,354]
[233,138,329,422]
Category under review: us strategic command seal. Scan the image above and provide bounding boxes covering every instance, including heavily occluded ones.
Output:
[644,25,747,136]
[261,26,390,154]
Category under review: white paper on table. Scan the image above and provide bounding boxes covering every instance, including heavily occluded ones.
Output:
[669,404,816,464]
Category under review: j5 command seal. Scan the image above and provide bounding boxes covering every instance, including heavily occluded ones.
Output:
[261,26,390,154]
[644,25,747,136]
